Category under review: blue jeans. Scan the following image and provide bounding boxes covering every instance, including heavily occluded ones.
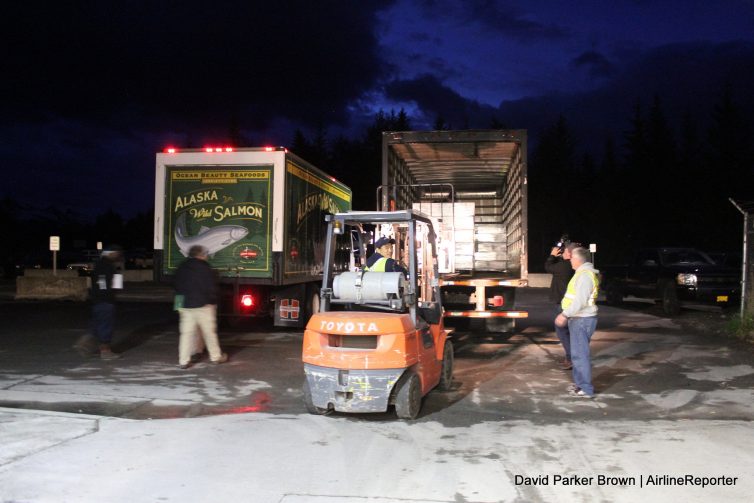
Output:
[568,316,598,396]
[554,305,571,361]
[92,302,115,344]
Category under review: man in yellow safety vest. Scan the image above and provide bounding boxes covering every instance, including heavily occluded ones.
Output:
[555,247,599,398]
[365,236,407,275]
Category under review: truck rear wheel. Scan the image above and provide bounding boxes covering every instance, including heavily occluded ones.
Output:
[306,285,320,321]
[303,378,331,415]
[394,372,421,420]
[437,340,454,391]
[661,282,681,316]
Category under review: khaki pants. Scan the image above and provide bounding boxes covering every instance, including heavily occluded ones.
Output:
[178,304,223,365]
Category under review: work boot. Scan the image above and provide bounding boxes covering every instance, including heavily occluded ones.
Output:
[73,335,98,357]
[99,344,121,360]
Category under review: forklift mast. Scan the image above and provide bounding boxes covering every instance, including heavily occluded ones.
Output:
[319,210,443,325]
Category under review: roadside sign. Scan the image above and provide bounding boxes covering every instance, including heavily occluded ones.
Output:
[589,243,597,253]
[97,241,103,250]
[49,236,60,275]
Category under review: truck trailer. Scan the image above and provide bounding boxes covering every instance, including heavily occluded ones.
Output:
[154,147,352,327]
[380,130,528,332]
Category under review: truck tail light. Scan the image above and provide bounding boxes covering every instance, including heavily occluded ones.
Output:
[491,295,504,307]
[241,294,254,307]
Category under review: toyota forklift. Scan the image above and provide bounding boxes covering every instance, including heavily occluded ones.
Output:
[302,210,454,419]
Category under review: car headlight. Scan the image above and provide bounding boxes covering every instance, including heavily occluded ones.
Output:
[676,273,697,286]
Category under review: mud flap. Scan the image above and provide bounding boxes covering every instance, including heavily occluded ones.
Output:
[274,284,306,327]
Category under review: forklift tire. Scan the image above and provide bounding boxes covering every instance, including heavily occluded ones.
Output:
[303,378,331,415]
[394,372,422,420]
[661,282,681,316]
[437,340,454,391]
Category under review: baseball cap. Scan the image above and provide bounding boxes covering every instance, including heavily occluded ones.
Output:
[375,237,395,248]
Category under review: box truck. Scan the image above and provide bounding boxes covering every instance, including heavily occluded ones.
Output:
[380,130,528,332]
[154,147,352,327]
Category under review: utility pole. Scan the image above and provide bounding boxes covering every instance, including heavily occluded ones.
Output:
[729,198,754,320]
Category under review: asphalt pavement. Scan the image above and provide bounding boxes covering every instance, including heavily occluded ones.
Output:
[1,280,753,502]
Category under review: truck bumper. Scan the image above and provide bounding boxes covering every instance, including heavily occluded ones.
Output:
[678,286,740,305]
[304,364,405,413]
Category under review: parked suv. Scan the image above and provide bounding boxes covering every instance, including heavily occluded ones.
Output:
[601,247,740,315]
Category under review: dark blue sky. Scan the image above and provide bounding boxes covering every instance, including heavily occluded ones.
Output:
[2,0,753,218]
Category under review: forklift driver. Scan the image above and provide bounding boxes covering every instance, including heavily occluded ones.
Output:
[365,237,408,275]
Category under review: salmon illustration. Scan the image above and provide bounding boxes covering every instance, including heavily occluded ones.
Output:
[174,213,249,257]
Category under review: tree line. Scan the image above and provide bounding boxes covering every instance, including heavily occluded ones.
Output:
[2,86,750,275]
[291,88,752,268]
[528,88,753,267]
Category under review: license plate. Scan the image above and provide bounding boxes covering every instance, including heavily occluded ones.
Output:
[717,295,729,302]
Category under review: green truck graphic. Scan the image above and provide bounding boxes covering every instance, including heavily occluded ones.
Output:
[155,148,351,327]
[165,166,273,277]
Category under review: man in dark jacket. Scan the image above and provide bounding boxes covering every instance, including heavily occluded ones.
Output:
[545,242,579,369]
[74,245,123,360]
[174,245,227,368]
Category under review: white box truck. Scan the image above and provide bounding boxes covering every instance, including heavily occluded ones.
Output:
[380,130,528,332]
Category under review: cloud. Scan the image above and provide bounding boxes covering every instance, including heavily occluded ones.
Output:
[0,1,395,132]
[383,40,754,159]
[0,1,396,217]
[384,74,498,128]
[497,40,754,153]
[416,0,569,41]
[571,50,616,79]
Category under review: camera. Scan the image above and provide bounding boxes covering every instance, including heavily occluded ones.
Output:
[555,234,571,253]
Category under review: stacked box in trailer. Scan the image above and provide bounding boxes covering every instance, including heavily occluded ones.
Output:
[380,130,528,332]
[154,148,352,327]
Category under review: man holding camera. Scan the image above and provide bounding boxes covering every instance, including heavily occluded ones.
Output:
[545,239,579,370]
[555,247,600,398]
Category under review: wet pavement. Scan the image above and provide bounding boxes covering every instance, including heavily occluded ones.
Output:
[1,281,753,502]
[0,282,751,424]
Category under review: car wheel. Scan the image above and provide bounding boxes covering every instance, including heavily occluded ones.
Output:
[437,340,454,391]
[394,372,422,420]
[303,378,331,415]
[605,282,623,306]
[662,282,681,316]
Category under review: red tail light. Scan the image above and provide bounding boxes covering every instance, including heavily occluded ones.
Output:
[241,294,254,307]
[492,295,504,307]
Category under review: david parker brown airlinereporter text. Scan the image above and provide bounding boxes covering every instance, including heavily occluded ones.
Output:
[515,474,738,488]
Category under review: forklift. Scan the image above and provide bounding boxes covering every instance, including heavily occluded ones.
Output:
[302,210,454,419]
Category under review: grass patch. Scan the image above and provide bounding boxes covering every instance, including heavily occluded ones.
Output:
[727,313,754,342]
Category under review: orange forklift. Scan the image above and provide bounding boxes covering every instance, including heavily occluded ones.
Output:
[302,210,453,419]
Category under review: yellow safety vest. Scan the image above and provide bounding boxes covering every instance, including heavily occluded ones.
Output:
[561,269,599,310]
[364,257,388,272]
